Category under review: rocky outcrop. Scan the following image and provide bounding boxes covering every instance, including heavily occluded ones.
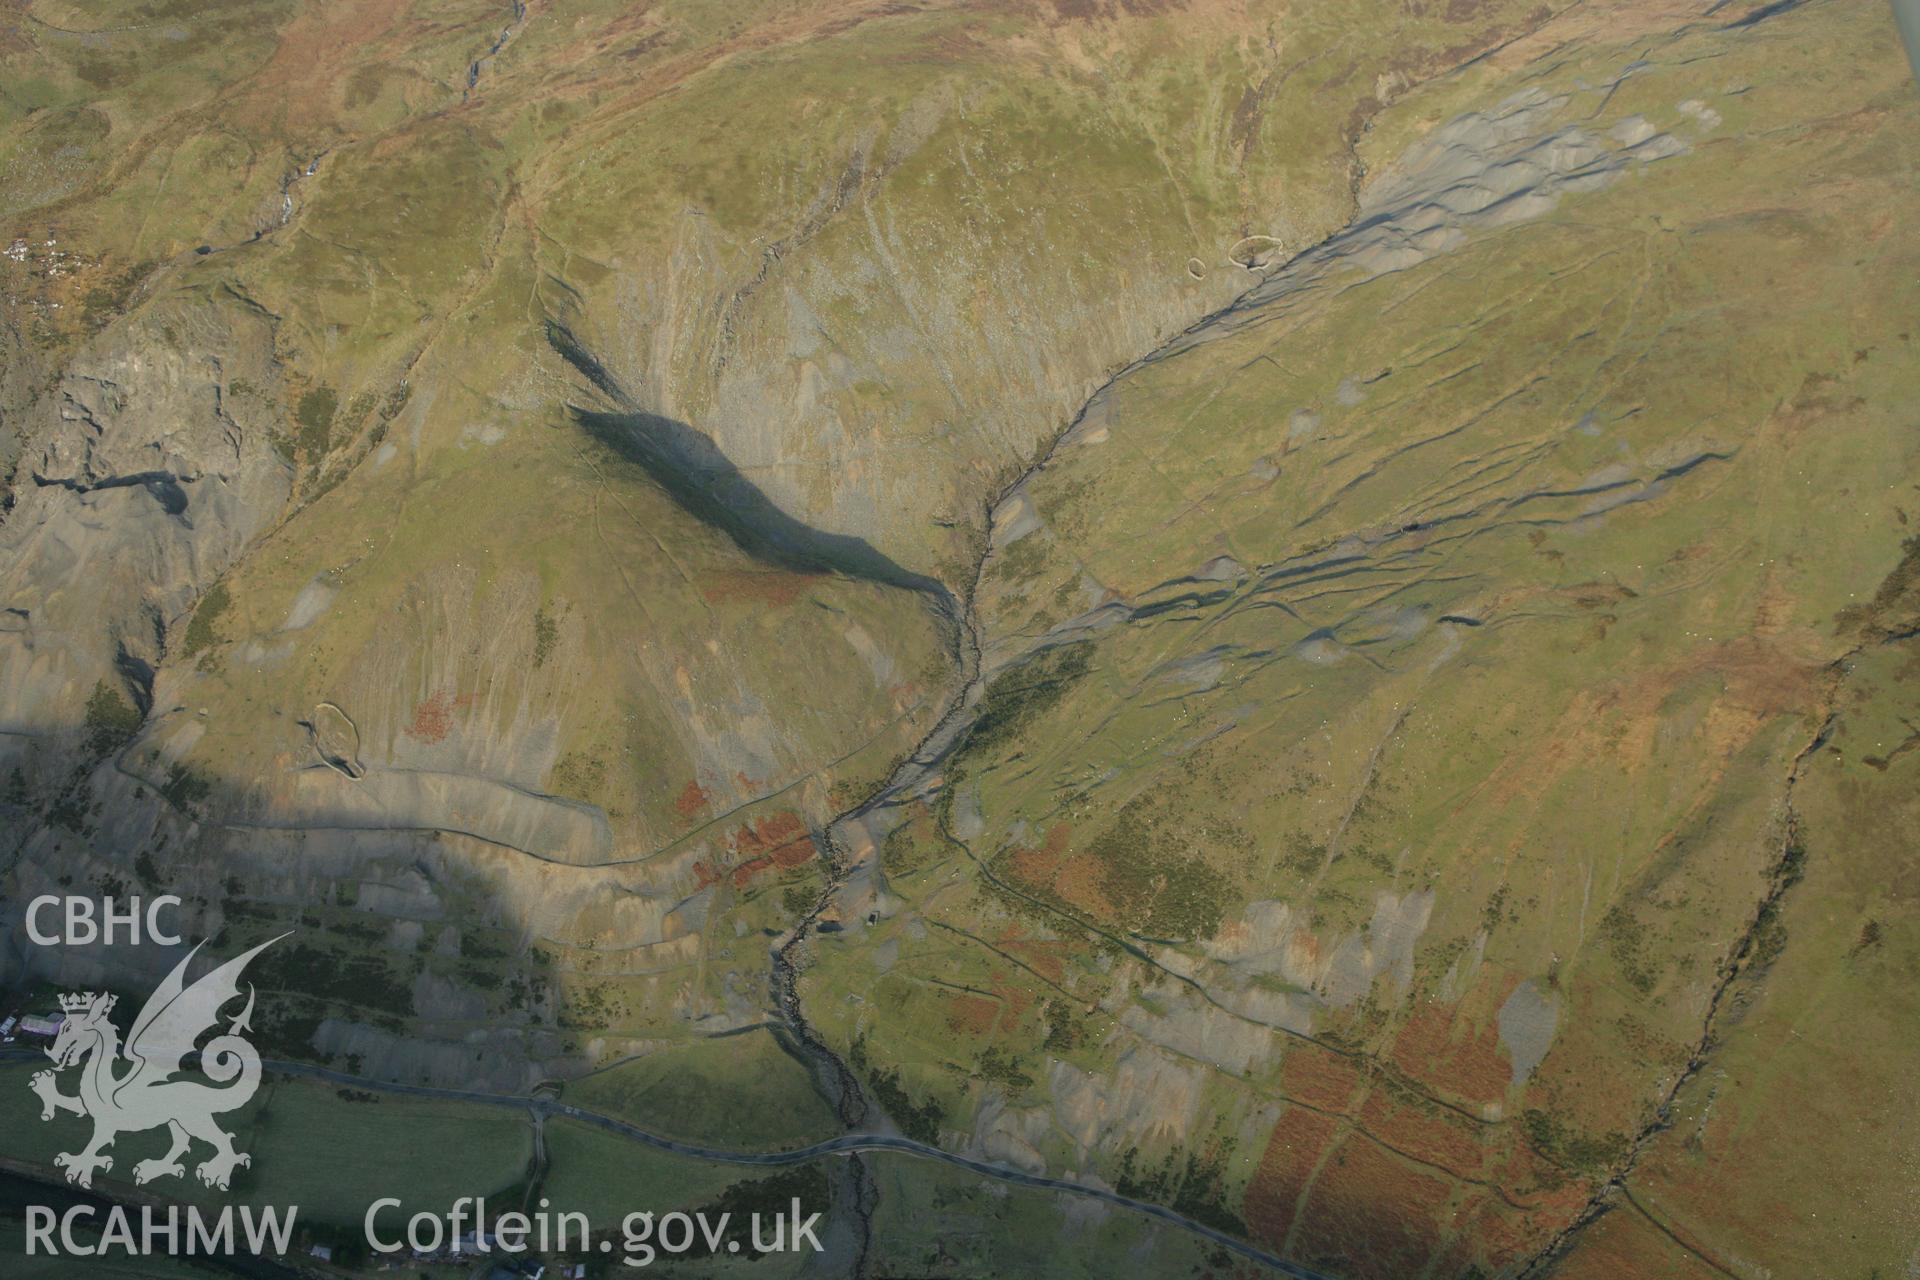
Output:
[0,294,290,782]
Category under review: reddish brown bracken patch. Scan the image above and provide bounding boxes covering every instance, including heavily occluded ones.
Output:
[1290,1135,1452,1280]
[1243,1108,1341,1246]
[1357,1088,1486,1177]
[1006,822,1074,888]
[995,926,1068,983]
[1008,837,1065,889]
[944,993,998,1036]
[1004,819,1109,922]
[674,779,711,819]
[986,967,1035,1027]
[403,689,473,744]
[706,811,819,888]
[731,856,775,888]
[734,810,817,869]
[1280,1046,1367,1113]
[738,810,805,851]
[1050,852,1119,921]
[771,836,816,869]
[1388,981,1517,1110]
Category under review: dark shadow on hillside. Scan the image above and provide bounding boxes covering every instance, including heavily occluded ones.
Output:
[574,408,947,600]
[547,321,956,613]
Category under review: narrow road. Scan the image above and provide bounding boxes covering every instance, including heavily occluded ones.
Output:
[1,1048,1329,1278]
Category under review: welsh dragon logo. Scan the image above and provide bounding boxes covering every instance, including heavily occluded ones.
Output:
[29,935,285,1191]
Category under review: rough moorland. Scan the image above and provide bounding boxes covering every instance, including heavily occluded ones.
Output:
[1,1,1914,1276]
[802,2,1920,1275]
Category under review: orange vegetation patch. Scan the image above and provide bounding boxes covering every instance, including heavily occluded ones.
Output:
[714,811,819,887]
[1243,1108,1340,1246]
[739,810,805,851]
[1051,852,1119,921]
[986,968,1035,1027]
[734,810,818,868]
[1388,987,1515,1110]
[687,814,818,893]
[1357,1089,1486,1177]
[995,927,1068,983]
[403,689,473,744]
[771,837,816,869]
[732,856,775,888]
[940,964,1040,1040]
[1006,822,1118,917]
[1279,1046,1366,1113]
[674,779,711,819]
[1006,822,1073,887]
[701,571,822,606]
[1459,634,1819,828]
[944,993,999,1037]
[243,0,407,106]
[1484,1122,1597,1209]
[1290,1136,1452,1280]
[1007,846,1061,889]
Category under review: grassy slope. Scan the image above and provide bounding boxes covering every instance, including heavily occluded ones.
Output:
[564,1029,839,1150]
[3,0,1571,1126]
[1556,638,1920,1277]
[802,2,1920,1275]
[3,0,1913,1275]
